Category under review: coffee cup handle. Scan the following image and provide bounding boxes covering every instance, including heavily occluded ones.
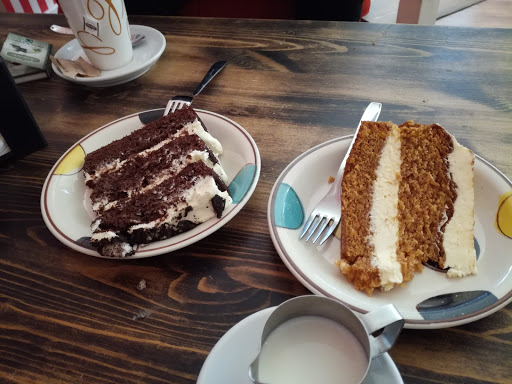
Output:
[360,304,404,359]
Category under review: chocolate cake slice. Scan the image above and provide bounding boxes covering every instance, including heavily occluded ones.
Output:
[83,106,232,258]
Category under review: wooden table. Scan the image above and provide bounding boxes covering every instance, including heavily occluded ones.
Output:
[1,13,511,384]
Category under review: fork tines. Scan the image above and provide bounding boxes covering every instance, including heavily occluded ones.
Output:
[299,214,338,245]
[164,95,193,116]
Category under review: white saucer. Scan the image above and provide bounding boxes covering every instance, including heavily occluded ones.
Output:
[51,25,166,87]
[197,307,403,384]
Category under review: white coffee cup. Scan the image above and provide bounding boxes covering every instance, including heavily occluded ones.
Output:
[249,295,404,384]
[59,0,133,70]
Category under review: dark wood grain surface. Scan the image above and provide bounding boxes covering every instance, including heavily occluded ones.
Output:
[1,13,511,384]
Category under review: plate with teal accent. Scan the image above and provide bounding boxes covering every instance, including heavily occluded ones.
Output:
[41,109,260,258]
[268,136,512,329]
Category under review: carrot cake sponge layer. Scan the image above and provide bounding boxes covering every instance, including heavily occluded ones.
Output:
[398,121,457,282]
[337,122,403,294]
[337,120,476,295]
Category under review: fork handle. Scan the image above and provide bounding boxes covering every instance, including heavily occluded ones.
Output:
[193,61,227,97]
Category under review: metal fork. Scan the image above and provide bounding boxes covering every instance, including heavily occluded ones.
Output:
[299,102,383,245]
[163,61,227,116]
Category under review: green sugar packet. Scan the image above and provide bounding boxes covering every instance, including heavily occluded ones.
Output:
[0,33,52,71]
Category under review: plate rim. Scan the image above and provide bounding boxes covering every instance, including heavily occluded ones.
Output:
[41,108,261,259]
[51,25,166,84]
[267,135,512,329]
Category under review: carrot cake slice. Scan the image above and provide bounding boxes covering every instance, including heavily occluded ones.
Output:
[337,121,476,295]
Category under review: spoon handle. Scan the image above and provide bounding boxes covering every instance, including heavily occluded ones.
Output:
[50,24,74,35]
[193,61,227,97]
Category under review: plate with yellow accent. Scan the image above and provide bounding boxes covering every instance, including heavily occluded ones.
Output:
[41,108,260,258]
[267,136,512,329]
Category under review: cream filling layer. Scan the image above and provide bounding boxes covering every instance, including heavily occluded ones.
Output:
[127,176,233,234]
[92,149,226,212]
[91,176,232,244]
[91,230,117,241]
[443,137,477,277]
[369,125,403,290]
[85,119,225,183]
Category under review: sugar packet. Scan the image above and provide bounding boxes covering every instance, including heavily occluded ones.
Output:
[50,56,101,78]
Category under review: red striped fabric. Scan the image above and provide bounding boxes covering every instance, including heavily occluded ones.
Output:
[2,0,58,12]
[18,0,33,12]
[37,0,48,12]
[1,0,15,12]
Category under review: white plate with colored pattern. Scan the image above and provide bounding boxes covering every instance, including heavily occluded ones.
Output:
[52,25,165,87]
[267,136,512,329]
[41,109,260,258]
[197,306,404,384]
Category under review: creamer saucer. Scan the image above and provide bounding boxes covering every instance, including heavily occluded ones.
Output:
[197,307,403,384]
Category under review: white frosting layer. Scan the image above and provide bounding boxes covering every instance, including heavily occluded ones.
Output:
[92,149,221,212]
[128,176,232,234]
[91,219,101,232]
[91,230,118,241]
[120,243,133,257]
[369,125,403,289]
[187,120,223,156]
[90,175,232,256]
[90,119,229,212]
[443,137,477,277]
[86,119,224,183]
